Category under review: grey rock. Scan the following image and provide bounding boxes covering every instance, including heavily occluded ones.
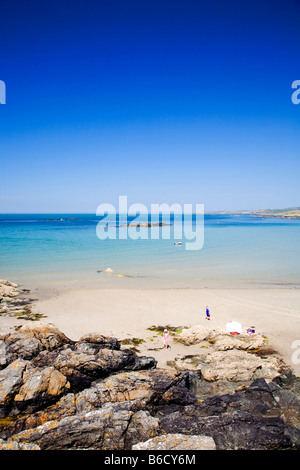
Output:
[0,322,300,450]
[0,359,28,417]
[0,438,40,450]
[9,402,159,450]
[133,433,216,450]
[159,378,300,450]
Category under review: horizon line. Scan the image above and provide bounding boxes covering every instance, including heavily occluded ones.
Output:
[1,206,299,215]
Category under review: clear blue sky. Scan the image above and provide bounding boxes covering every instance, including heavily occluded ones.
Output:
[0,0,299,213]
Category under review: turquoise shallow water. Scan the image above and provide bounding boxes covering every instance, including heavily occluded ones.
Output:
[0,213,300,288]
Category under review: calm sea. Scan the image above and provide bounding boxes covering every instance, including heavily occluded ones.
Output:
[0,213,300,289]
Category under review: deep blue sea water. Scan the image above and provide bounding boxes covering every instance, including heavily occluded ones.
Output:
[0,213,300,288]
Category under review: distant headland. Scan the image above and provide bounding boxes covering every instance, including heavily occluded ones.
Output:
[207,207,300,219]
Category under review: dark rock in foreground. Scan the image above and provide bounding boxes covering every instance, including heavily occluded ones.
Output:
[0,322,300,450]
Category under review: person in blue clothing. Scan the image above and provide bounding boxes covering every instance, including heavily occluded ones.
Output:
[205,306,210,320]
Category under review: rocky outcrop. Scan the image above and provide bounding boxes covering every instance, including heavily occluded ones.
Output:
[175,324,213,345]
[176,324,266,350]
[0,280,42,321]
[159,378,300,450]
[0,322,157,419]
[0,322,300,450]
[6,403,159,451]
[201,349,281,382]
[171,325,284,395]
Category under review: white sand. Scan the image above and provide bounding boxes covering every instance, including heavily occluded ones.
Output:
[20,286,300,376]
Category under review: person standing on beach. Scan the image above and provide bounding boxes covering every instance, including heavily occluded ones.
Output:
[163,329,169,349]
[205,306,210,320]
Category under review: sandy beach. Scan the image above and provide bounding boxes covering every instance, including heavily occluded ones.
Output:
[1,285,289,376]
[1,283,299,375]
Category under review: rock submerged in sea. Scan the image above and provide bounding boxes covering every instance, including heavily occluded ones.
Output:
[0,322,300,450]
[104,268,113,273]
